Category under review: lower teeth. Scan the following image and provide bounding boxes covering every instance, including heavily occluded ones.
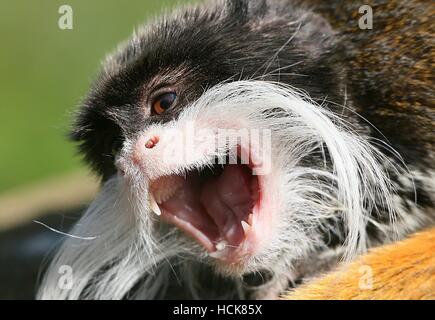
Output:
[215,241,227,251]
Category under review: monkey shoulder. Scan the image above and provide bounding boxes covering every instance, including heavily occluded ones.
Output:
[284,227,435,300]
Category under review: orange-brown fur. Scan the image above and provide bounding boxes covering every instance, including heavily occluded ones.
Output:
[284,228,435,300]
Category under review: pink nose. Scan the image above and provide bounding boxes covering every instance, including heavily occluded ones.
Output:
[145,135,159,149]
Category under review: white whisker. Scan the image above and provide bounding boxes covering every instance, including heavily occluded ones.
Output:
[33,220,98,241]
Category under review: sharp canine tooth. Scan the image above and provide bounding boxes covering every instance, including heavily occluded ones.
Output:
[247,214,253,225]
[241,220,251,235]
[151,177,183,205]
[149,193,161,216]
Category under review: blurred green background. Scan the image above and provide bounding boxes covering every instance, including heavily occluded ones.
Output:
[0,0,194,193]
[0,0,205,300]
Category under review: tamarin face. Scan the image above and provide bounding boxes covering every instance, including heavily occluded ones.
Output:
[74,1,339,181]
[39,0,434,299]
[72,1,344,271]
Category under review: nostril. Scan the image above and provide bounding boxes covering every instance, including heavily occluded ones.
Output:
[145,135,159,149]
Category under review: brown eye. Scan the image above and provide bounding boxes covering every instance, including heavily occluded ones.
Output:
[152,92,177,115]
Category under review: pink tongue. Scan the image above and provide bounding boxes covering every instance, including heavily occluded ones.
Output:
[160,165,254,251]
[200,165,253,246]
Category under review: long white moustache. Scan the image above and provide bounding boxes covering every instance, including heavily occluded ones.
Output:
[154,81,399,259]
[38,80,400,299]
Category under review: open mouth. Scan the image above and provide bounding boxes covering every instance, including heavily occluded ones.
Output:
[149,160,261,262]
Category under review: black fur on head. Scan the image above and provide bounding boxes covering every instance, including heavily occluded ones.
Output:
[71,0,341,181]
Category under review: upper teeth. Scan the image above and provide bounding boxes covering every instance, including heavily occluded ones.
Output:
[148,176,185,216]
[151,176,184,204]
[148,193,161,216]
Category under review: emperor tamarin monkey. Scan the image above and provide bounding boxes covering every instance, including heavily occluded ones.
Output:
[38,0,434,299]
